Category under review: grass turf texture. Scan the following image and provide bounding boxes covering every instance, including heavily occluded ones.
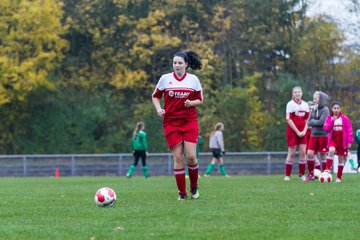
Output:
[1,175,359,240]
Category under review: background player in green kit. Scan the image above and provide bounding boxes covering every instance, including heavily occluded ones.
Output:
[355,129,360,171]
[126,122,150,178]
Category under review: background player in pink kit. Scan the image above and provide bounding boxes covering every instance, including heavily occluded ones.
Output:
[323,101,354,183]
[152,51,203,200]
[284,86,309,181]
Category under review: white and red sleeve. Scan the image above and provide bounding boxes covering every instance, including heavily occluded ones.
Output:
[152,76,165,99]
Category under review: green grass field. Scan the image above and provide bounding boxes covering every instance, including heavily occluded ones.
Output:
[1,175,360,240]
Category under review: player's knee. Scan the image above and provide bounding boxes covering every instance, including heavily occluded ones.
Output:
[172,152,184,162]
[288,153,296,159]
[186,154,196,163]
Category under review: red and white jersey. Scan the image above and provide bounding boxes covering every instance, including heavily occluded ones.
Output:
[286,99,309,130]
[333,118,343,132]
[152,72,203,124]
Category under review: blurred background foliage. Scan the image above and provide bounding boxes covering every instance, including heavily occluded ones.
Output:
[0,0,359,154]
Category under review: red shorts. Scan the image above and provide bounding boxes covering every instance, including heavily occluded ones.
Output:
[164,119,198,149]
[308,136,328,153]
[286,128,307,147]
[329,132,347,156]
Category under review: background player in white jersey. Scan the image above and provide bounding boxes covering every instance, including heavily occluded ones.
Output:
[204,122,230,177]
[152,51,203,200]
[284,86,309,181]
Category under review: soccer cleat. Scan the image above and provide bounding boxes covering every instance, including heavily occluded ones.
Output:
[224,175,231,178]
[178,194,188,201]
[126,173,131,179]
[299,175,306,181]
[335,178,342,183]
[305,174,314,181]
[185,175,189,179]
[190,188,200,199]
[284,176,291,181]
[145,175,151,179]
[203,174,210,177]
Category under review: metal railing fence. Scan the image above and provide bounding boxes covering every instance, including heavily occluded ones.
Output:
[0,151,356,177]
[0,152,291,177]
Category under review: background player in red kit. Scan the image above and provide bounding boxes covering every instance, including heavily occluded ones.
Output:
[152,51,203,200]
[305,91,329,181]
[284,86,309,181]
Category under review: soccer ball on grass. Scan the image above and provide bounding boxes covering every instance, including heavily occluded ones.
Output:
[95,187,117,207]
[319,172,332,183]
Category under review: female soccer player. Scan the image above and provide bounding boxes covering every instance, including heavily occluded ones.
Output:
[323,101,354,182]
[204,122,229,177]
[356,129,360,171]
[305,101,320,173]
[284,86,309,181]
[152,51,203,200]
[305,91,330,181]
[126,122,150,178]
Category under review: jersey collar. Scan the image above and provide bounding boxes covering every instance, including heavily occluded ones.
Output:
[173,72,187,81]
[293,98,302,105]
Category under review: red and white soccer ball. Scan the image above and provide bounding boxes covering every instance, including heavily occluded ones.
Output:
[95,187,117,207]
[319,172,332,183]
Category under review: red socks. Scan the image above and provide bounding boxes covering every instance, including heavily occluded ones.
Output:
[307,158,315,175]
[174,168,186,195]
[187,163,199,189]
[326,156,334,171]
[299,161,306,176]
[321,160,327,171]
[337,163,344,180]
[285,162,293,176]
[285,161,306,177]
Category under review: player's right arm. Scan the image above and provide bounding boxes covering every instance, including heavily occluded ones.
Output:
[152,76,165,117]
[286,101,301,136]
[152,97,165,117]
[323,115,334,133]
[286,118,301,136]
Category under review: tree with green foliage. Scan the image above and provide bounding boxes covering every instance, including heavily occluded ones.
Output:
[0,0,67,153]
[0,0,359,154]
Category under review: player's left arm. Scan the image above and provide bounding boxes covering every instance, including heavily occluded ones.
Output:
[311,108,329,126]
[141,132,149,152]
[346,116,354,148]
[185,99,202,107]
[300,109,310,136]
[185,76,203,107]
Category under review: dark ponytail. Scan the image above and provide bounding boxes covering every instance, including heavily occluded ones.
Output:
[174,51,202,70]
